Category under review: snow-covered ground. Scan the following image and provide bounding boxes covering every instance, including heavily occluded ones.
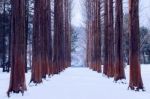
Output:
[0,65,150,99]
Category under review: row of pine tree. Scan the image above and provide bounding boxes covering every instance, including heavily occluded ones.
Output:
[0,0,148,97]
[6,0,72,97]
[86,0,144,91]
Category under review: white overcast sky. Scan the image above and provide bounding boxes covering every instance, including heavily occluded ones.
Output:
[71,0,83,27]
[72,0,150,27]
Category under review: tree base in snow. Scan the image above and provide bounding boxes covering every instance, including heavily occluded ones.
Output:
[128,86,145,92]
[7,89,26,97]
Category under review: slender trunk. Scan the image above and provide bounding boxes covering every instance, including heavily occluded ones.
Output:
[2,1,6,72]
[53,0,65,74]
[103,0,109,75]
[107,0,114,77]
[41,0,51,78]
[31,0,43,83]
[86,0,101,73]
[114,0,126,81]
[25,0,29,73]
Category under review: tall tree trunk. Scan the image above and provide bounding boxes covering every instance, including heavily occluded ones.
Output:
[30,0,43,83]
[128,0,144,91]
[86,0,101,73]
[114,0,125,81]
[7,0,27,96]
[25,0,29,73]
[31,0,52,83]
[53,0,65,74]
[95,0,101,72]
[2,1,7,72]
[68,0,72,67]
[103,0,109,75]
[47,0,53,76]
[86,0,93,69]
[107,0,114,77]
[41,0,51,78]
[64,0,71,68]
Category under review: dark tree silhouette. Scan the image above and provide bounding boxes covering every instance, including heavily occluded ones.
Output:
[0,0,11,72]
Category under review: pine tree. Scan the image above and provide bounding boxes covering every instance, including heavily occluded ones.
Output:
[94,0,101,72]
[107,0,114,77]
[103,0,109,75]
[7,0,27,96]
[53,0,64,74]
[114,0,125,81]
[103,0,114,77]
[40,0,51,78]
[128,0,144,91]
[31,0,52,83]
[64,0,71,68]
[86,0,101,73]
[30,0,43,83]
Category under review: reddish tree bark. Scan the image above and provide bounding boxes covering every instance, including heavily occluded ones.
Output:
[114,0,126,81]
[64,0,71,68]
[128,0,144,91]
[30,0,43,83]
[86,0,93,68]
[7,0,27,96]
[103,0,109,75]
[107,0,114,77]
[40,0,51,78]
[95,0,101,72]
[31,0,52,83]
[53,0,65,74]
[86,0,101,73]
[103,0,115,77]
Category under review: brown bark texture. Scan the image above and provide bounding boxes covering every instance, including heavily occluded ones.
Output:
[86,0,102,73]
[53,0,71,74]
[114,0,126,81]
[104,0,115,77]
[128,0,144,90]
[7,0,27,96]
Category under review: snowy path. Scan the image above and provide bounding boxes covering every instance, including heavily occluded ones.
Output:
[0,67,150,99]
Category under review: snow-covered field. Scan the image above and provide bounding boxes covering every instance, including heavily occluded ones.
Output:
[0,65,150,99]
